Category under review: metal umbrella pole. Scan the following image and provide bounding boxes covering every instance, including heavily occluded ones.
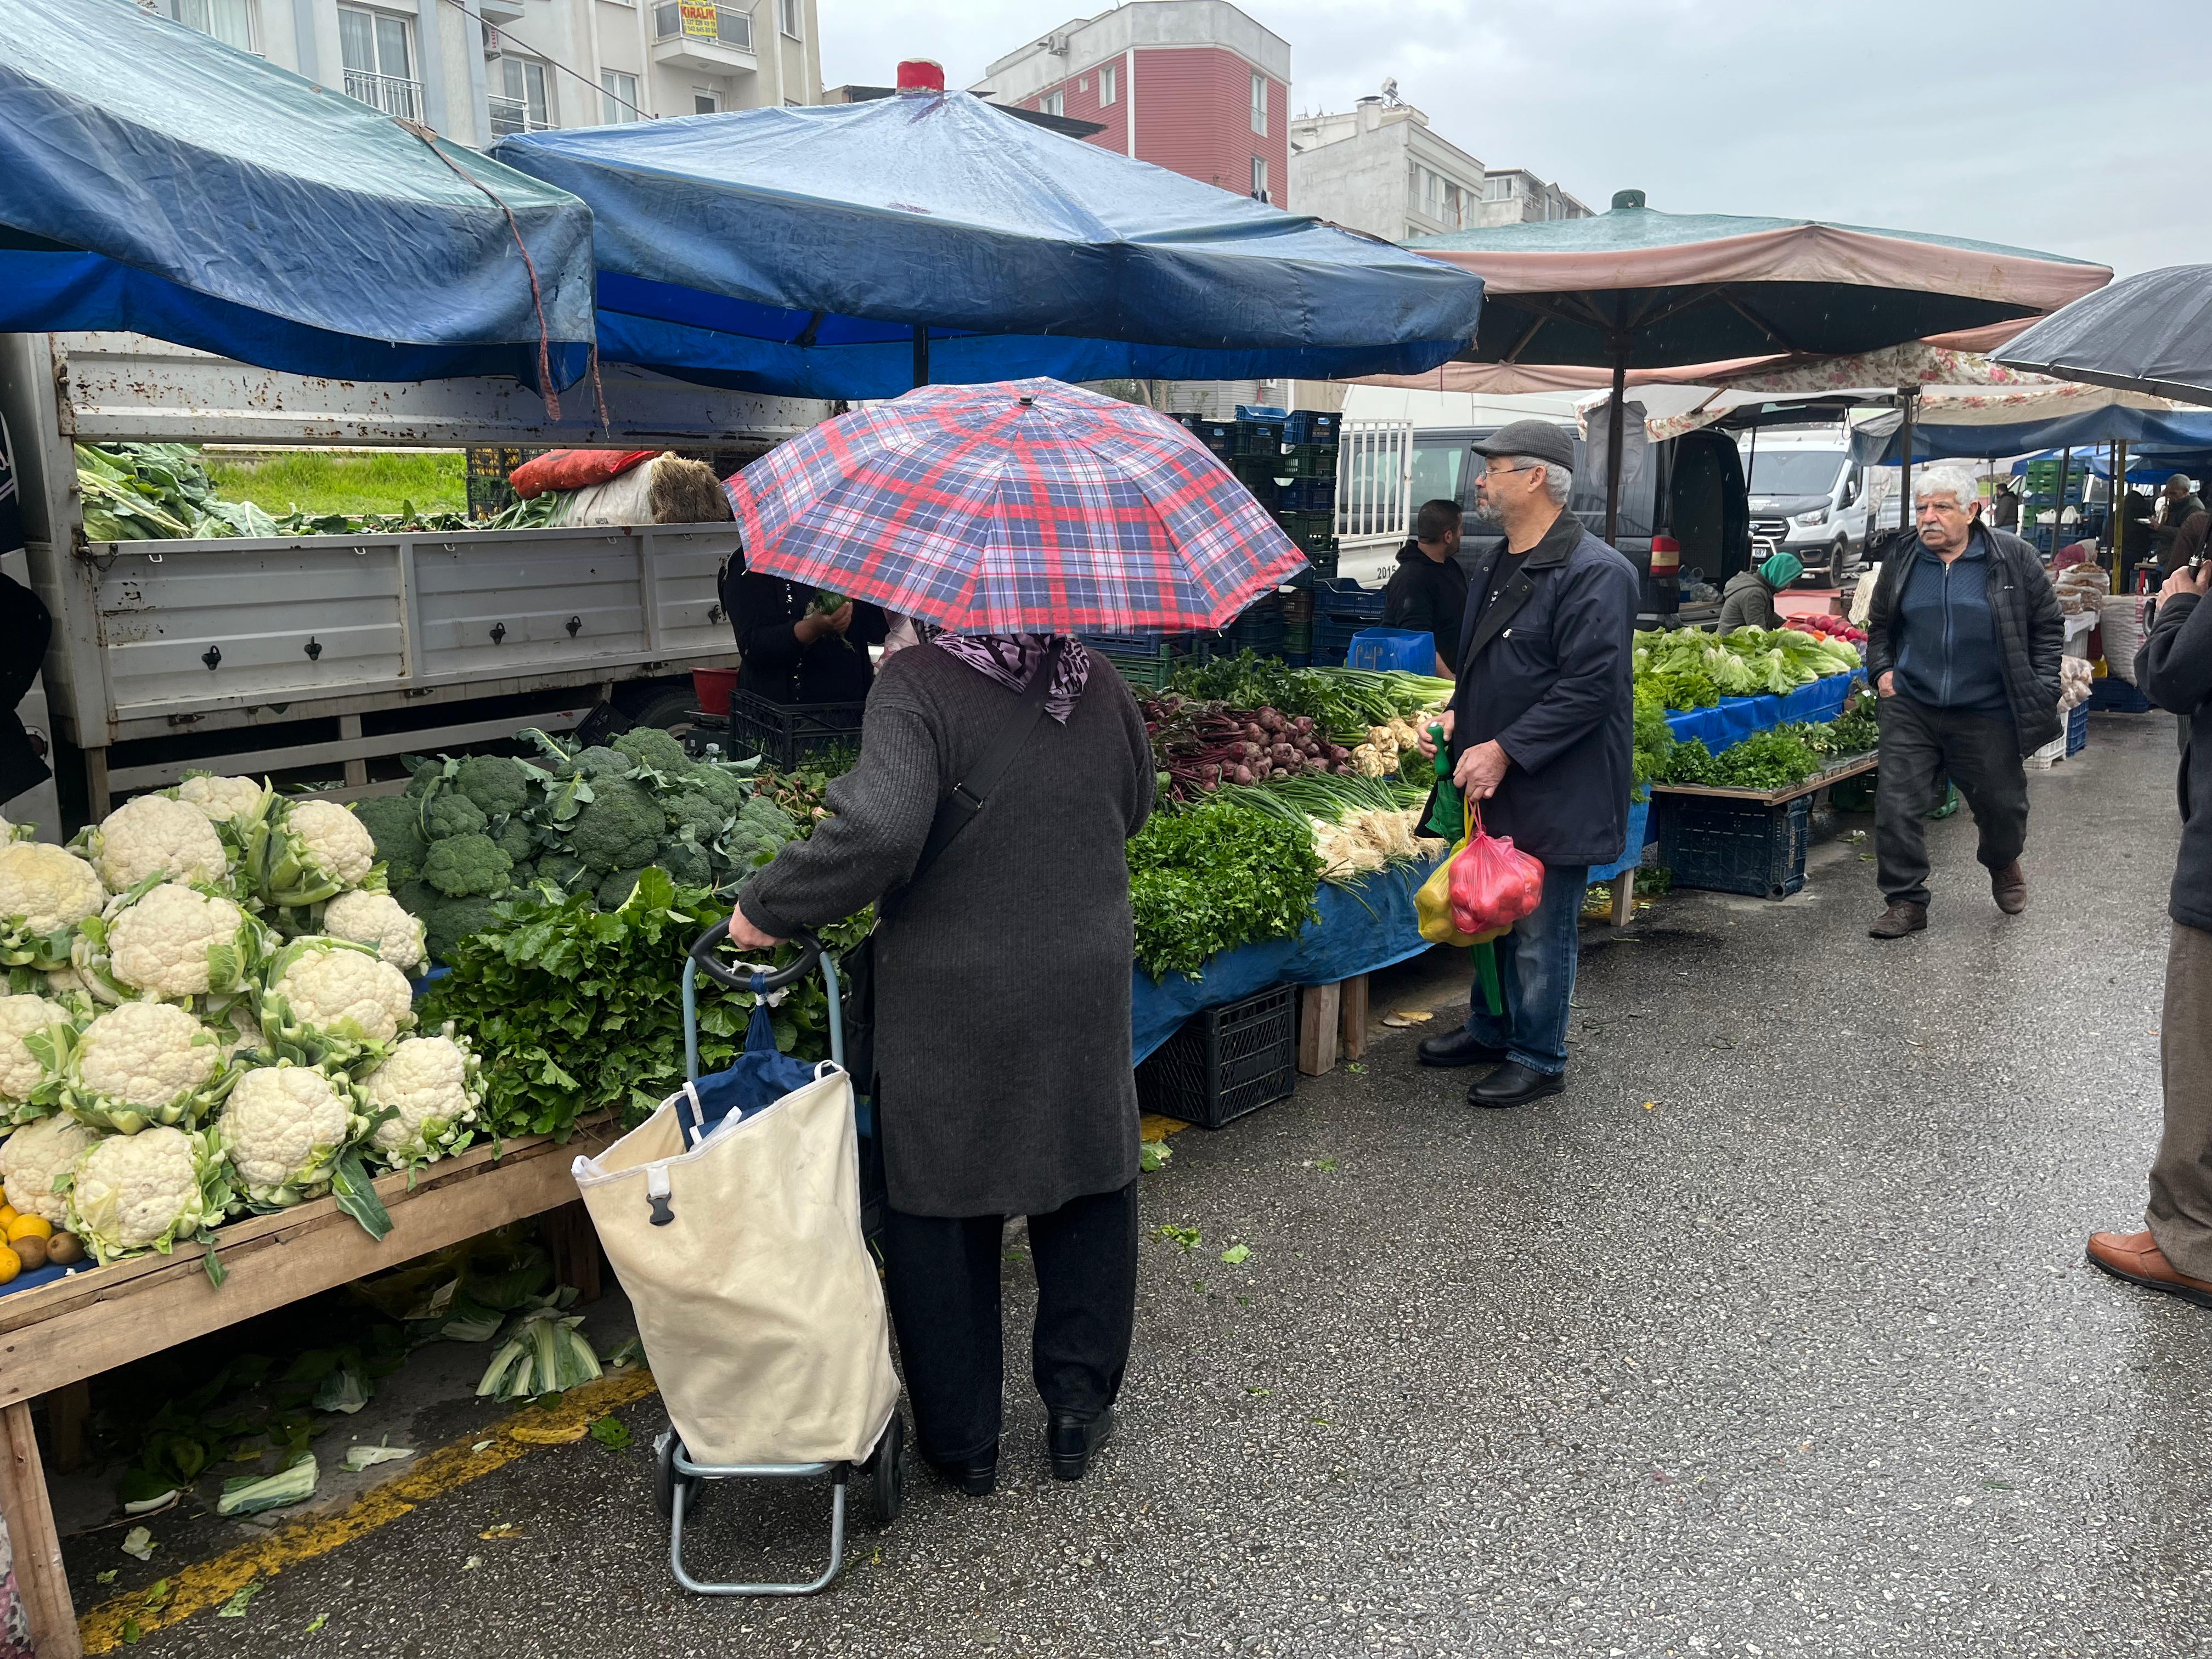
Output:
[1604,343,1628,547]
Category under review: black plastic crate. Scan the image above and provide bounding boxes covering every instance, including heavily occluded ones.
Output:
[1275,443,1337,479]
[1137,983,1297,1129]
[1274,509,1336,554]
[1657,793,1811,900]
[1171,413,1237,456]
[1218,593,1286,657]
[1231,456,1285,501]
[1233,416,1288,456]
[1275,476,1338,513]
[727,688,867,771]
[1314,617,1362,667]
[1284,410,1341,448]
[2087,676,2152,714]
[1300,546,1339,583]
[1310,575,1387,620]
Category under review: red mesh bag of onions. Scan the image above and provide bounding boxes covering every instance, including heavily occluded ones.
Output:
[1447,805,1545,936]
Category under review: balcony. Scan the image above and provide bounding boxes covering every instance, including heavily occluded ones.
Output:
[652,2,757,73]
[343,69,423,122]
[487,94,554,138]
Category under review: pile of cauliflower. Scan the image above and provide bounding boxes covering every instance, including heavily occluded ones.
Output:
[0,781,486,1274]
[1350,706,1449,780]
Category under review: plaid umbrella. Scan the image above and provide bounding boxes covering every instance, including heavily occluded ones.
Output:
[723,379,1308,634]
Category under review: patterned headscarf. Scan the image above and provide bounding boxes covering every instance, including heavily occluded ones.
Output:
[931,634,1093,723]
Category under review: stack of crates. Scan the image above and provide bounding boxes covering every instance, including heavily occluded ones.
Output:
[1081,632,1206,692]
[1278,585,1314,667]
[1216,592,1286,659]
[1273,410,1342,578]
[1310,578,1386,667]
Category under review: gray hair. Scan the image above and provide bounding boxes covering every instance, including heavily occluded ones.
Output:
[1505,456,1575,506]
[1913,464,1982,513]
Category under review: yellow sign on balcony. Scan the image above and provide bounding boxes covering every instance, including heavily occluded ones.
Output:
[679,1,717,38]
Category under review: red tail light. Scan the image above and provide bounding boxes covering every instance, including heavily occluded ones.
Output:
[1648,535,1681,575]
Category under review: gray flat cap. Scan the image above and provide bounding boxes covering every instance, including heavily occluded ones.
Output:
[1471,419,1575,471]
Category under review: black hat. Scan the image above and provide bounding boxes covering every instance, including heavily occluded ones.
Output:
[1471,419,1575,472]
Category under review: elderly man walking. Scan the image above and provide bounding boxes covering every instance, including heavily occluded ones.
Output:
[1414,421,1638,1107]
[1864,464,2063,939]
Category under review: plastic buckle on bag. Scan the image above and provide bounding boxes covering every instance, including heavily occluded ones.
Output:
[646,1164,674,1226]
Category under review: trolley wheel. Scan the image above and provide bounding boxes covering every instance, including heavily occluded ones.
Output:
[867,1412,906,1526]
[655,1430,695,1521]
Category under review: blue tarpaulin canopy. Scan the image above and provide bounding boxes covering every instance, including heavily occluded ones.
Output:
[0,0,598,388]
[490,88,1485,400]
[1867,406,2212,464]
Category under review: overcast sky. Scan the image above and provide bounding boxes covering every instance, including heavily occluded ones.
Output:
[820,0,2191,278]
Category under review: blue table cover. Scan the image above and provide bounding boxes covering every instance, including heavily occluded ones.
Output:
[1588,797,1652,884]
[1661,670,1863,748]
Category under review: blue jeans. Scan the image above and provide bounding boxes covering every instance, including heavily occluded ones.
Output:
[1458,861,1588,1075]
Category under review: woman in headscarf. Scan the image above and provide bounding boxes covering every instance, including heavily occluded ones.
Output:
[1717,550,1804,632]
[728,630,1154,1497]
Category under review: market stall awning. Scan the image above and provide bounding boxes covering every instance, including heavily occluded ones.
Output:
[0,0,598,388]
[1860,404,2212,465]
[489,73,1484,399]
[1993,265,2212,407]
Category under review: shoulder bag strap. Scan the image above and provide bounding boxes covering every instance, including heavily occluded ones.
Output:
[905,638,1065,894]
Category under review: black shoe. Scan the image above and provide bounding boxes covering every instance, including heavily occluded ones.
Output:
[924,1448,997,1497]
[1046,1408,1114,1482]
[1418,1028,1507,1068]
[1467,1062,1565,1108]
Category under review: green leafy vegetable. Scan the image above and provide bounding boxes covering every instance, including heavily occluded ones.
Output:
[1127,800,1323,979]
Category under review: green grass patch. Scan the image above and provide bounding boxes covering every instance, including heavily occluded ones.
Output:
[204,450,466,517]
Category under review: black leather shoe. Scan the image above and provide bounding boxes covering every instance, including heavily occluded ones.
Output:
[1046,1408,1114,1482]
[924,1448,997,1497]
[1418,1028,1507,1068]
[1468,1062,1565,1108]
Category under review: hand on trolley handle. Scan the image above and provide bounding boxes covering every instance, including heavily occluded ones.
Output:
[727,906,787,951]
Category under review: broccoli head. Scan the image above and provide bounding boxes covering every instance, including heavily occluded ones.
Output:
[420,793,487,842]
[421,892,502,962]
[556,745,634,783]
[655,840,712,888]
[737,794,798,840]
[538,851,590,891]
[352,795,428,884]
[687,765,751,817]
[403,758,445,799]
[490,816,536,866]
[454,753,532,819]
[596,866,648,909]
[722,795,799,872]
[613,727,693,779]
[423,832,512,898]
[569,778,664,873]
[663,791,724,846]
[507,858,538,890]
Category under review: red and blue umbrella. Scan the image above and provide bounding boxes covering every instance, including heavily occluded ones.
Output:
[724,379,1307,634]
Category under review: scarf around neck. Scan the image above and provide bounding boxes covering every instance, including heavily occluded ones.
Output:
[931,633,1092,723]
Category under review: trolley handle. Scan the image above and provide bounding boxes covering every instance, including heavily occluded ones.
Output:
[688,918,822,995]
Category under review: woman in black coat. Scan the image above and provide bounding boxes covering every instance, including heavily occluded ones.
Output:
[720,554,889,704]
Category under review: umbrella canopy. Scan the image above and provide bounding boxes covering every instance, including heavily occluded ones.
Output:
[724,379,1307,634]
[490,80,1485,399]
[0,0,597,388]
[1993,266,2212,407]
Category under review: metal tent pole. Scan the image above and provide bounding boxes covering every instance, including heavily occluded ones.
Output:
[2053,446,2071,558]
[1603,347,1627,547]
[912,325,929,390]
[1898,387,1917,534]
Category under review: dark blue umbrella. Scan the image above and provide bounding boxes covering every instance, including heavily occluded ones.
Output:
[490,72,1483,399]
[1994,266,2212,407]
[0,0,597,391]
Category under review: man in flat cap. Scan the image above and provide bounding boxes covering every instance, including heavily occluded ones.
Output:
[1416,420,1639,1108]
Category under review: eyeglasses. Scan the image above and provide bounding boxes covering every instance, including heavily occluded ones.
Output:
[1480,462,1544,481]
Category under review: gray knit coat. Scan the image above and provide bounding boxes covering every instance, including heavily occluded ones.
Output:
[737,644,1155,1218]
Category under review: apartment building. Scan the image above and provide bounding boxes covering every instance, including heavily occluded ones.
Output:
[151,0,821,149]
[973,1,1290,207]
[1288,94,1486,244]
[1471,167,1591,226]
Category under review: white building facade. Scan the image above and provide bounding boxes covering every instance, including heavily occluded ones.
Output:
[153,0,821,148]
[1287,96,1487,244]
[1471,167,1590,226]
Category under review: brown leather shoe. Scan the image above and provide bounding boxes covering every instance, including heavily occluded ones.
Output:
[1867,902,1928,940]
[1991,861,2028,915]
[2086,1229,2212,1310]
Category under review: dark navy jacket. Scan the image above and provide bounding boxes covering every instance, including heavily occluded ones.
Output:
[1447,512,1639,867]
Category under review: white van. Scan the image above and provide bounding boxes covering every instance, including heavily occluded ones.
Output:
[1735,426,1870,587]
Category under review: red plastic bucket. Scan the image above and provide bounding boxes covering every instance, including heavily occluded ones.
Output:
[691,668,740,717]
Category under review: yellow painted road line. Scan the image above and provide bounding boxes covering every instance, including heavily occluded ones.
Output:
[79,1367,659,1652]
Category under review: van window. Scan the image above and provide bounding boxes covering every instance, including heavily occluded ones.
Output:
[1408,442,1466,514]
[1745,450,1847,496]
[1565,436,1654,540]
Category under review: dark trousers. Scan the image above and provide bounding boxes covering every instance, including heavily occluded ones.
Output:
[1874,694,2029,909]
[879,1181,1139,1464]
[1458,859,1589,1075]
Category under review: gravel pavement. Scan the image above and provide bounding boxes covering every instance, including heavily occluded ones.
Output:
[106,712,2212,1657]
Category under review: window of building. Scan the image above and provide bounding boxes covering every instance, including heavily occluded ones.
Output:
[1484,175,1517,202]
[490,55,553,136]
[170,0,256,51]
[778,0,802,39]
[1251,155,1268,202]
[601,70,641,123]
[1044,89,1064,117]
[1099,63,1117,106]
[693,91,719,115]
[337,6,419,119]
[1250,71,1266,136]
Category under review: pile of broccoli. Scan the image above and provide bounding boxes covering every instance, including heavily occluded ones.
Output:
[356,728,802,961]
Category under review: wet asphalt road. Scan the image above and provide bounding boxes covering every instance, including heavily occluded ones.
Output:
[115,712,2211,1657]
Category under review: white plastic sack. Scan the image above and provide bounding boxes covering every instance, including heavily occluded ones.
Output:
[572,1064,898,1466]
[2101,595,2145,684]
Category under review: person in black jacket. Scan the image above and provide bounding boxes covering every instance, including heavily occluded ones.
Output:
[1861,465,2062,939]
[2087,557,2212,1311]
[1380,498,1466,677]
[720,553,890,706]
[1413,421,1638,1109]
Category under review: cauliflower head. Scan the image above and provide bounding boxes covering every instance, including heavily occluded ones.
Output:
[321,890,427,970]
[1,816,34,845]
[0,994,74,1121]
[362,1026,483,1169]
[84,795,229,892]
[171,774,269,828]
[80,884,262,1003]
[260,938,417,1072]
[219,1061,362,1205]
[243,798,379,910]
[59,1000,232,1133]
[67,1123,230,1262]
[0,840,108,968]
[0,1113,100,1223]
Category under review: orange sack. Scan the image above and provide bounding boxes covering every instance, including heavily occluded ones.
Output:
[509,448,659,499]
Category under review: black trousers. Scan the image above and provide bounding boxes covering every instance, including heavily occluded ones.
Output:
[879,1181,1139,1464]
[1874,693,2030,909]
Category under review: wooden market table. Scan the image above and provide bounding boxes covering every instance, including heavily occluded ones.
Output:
[1646,749,1878,809]
[0,1119,618,1658]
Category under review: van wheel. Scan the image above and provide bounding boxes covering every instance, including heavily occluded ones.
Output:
[1830,537,1853,584]
[622,686,700,738]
